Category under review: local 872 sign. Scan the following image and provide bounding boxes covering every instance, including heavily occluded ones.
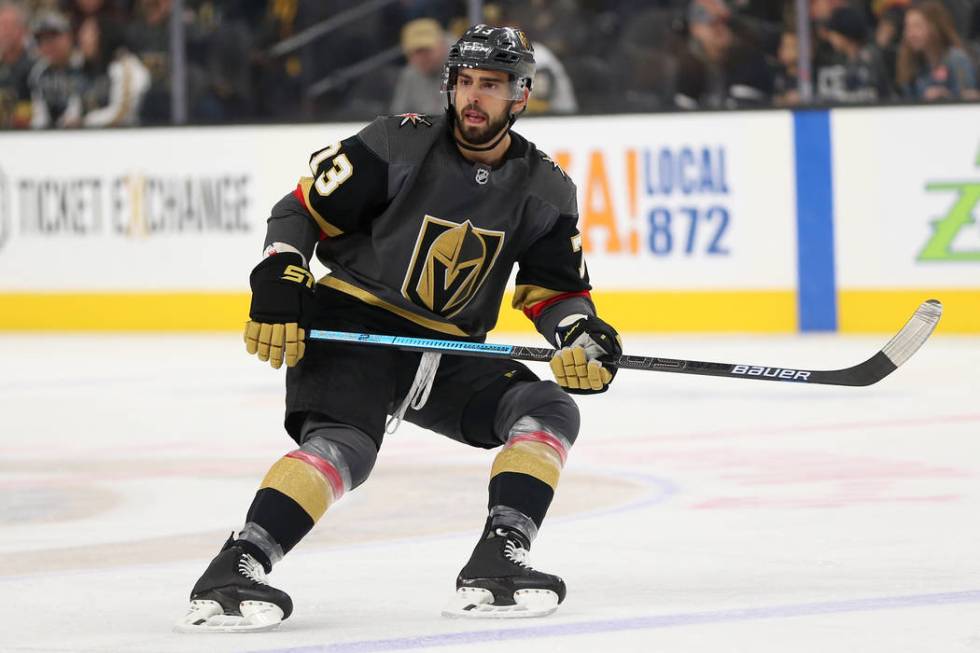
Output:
[533,112,797,291]
[550,145,733,258]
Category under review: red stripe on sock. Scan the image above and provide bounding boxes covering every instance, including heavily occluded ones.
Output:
[509,430,569,466]
[286,450,345,499]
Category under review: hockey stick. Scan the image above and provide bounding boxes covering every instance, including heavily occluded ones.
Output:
[308,299,941,387]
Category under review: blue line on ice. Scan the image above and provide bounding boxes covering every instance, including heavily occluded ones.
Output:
[250,589,980,653]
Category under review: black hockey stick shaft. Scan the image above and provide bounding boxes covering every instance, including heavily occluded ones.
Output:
[309,299,941,387]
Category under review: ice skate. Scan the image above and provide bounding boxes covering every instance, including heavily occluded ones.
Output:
[174,536,293,633]
[443,522,566,619]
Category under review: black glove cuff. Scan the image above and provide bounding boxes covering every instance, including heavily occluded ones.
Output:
[249,252,306,288]
[248,252,315,324]
[556,315,622,358]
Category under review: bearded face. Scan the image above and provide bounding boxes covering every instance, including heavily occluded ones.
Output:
[454,100,513,145]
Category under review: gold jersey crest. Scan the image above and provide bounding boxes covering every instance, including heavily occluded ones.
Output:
[401,215,505,318]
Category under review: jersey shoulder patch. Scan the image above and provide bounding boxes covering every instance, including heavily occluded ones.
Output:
[538,151,570,179]
[527,143,578,216]
[393,112,434,128]
[360,113,445,166]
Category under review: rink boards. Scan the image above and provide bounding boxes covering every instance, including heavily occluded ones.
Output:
[0,105,977,333]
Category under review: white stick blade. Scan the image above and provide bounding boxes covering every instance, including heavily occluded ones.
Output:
[880,299,942,368]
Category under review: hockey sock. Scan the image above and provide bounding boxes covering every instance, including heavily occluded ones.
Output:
[240,448,347,569]
[487,417,570,541]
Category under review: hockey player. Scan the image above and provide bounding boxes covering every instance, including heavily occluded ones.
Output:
[176,24,622,632]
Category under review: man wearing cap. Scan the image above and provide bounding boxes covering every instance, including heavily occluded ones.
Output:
[816,6,892,103]
[28,10,85,128]
[389,18,448,115]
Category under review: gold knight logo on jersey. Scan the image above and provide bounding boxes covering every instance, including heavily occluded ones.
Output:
[402,215,505,318]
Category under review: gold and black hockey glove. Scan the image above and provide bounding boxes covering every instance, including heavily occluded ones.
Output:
[550,314,623,394]
[244,252,315,369]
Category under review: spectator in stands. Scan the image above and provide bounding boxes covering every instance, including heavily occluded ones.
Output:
[810,0,850,71]
[126,0,173,122]
[194,2,254,122]
[389,18,447,116]
[0,1,34,128]
[78,15,149,126]
[610,7,680,112]
[675,1,772,109]
[874,2,908,85]
[28,10,86,127]
[249,0,323,122]
[936,0,973,37]
[965,1,980,74]
[521,39,578,114]
[772,29,801,106]
[127,0,217,123]
[816,6,890,103]
[68,0,127,28]
[696,0,785,56]
[896,0,978,100]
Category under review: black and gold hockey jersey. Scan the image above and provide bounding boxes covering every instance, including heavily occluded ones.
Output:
[283,113,593,340]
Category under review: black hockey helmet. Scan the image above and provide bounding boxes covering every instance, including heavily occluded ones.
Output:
[442,24,536,103]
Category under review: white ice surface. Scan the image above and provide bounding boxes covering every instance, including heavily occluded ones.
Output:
[1,332,978,653]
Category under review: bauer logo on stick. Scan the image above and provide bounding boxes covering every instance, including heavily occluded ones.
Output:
[732,366,811,381]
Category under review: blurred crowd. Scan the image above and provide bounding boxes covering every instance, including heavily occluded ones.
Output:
[1,0,979,130]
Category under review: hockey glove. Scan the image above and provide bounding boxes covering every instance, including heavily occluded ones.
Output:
[550,314,623,394]
[244,252,315,369]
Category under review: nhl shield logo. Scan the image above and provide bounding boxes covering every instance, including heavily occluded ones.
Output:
[475,167,490,185]
[402,215,505,317]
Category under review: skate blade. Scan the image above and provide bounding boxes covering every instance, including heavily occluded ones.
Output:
[174,599,284,633]
[441,587,559,619]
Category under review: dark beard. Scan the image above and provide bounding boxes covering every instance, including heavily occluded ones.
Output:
[455,102,511,145]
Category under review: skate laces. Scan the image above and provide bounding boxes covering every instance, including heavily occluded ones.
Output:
[238,553,269,585]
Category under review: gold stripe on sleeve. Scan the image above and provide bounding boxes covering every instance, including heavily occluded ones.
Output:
[298,177,345,237]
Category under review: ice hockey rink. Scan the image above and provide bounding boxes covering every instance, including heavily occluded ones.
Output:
[2,330,978,653]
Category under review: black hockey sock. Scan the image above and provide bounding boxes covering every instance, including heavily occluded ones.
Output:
[488,472,554,530]
[244,487,316,559]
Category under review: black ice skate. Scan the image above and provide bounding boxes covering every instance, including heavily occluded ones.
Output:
[174,535,293,633]
[443,522,566,618]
